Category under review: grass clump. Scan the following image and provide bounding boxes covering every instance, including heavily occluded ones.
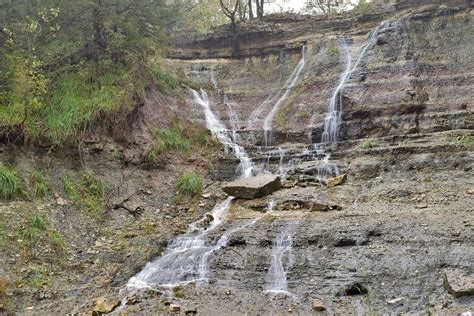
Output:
[150,65,178,93]
[148,129,191,163]
[360,138,374,149]
[61,171,105,215]
[0,276,8,312]
[176,172,203,197]
[327,46,340,57]
[21,214,47,242]
[0,164,22,200]
[30,170,49,199]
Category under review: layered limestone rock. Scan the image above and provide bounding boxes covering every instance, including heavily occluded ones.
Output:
[222,174,281,199]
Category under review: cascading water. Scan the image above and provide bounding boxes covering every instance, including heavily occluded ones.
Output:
[126,197,234,289]
[223,95,242,144]
[321,21,393,144]
[262,46,306,147]
[191,89,253,178]
[264,226,294,295]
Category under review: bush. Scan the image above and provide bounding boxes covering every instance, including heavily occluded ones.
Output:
[176,172,203,197]
[360,139,374,149]
[148,129,191,162]
[30,170,49,199]
[150,65,178,93]
[0,164,21,200]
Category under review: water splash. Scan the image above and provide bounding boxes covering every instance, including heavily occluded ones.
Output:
[262,46,306,146]
[191,89,253,178]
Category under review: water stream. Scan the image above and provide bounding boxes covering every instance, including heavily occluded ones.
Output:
[263,46,306,147]
[191,89,253,178]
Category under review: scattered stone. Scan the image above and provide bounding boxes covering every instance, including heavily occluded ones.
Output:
[327,174,347,188]
[185,308,198,315]
[169,304,181,313]
[311,299,326,311]
[224,289,231,295]
[201,193,211,199]
[467,188,474,195]
[222,174,281,199]
[444,270,474,298]
[415,204,428,209]
[56,197,69,206]
[387,297,405,305]
[309,202,330,212]
[94,297,120,314]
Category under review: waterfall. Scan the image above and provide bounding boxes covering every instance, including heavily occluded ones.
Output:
[224,95,242,144]
[264,227,294,294]
[125,197,234,289]
[191,89,253,178]
[321,21,393,144]
[262,46,306,146]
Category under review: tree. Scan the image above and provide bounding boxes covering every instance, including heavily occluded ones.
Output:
[303,0,351,14]
[219,0,240,30]
[255,0,264,20]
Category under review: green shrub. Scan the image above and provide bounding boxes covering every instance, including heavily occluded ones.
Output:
[30,170,49,199]
[360,139,374,149]
[455,135,472,144]
[0,164,21,200]
[176,172,203,197]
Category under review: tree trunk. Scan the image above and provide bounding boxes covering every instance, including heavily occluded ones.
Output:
[248,0,253,19]
[256,0,264,20]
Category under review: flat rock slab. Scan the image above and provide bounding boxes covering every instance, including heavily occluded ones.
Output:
[222,174,281,199]
[444,270,474,298]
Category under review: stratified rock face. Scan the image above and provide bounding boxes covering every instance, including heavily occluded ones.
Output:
[169,2,473,147]
[222,174,281,199]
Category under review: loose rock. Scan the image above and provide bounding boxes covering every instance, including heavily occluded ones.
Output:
[444,270,474,298]
[222,174,281,199]
[311,299,326,311]
[327,174,347,188]
[94,297,120,314]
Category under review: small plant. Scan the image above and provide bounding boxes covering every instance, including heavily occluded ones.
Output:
[30,170,49,199]
[360,139,374,149]
[172,286,185,299]
[155,129,191,153]
[455,135,472,144]
[48,230,66,252]
[327,46,340,57]
[61,171,106,215]
[21,214,47,242]
[150,65,177,93]
[0,164,21,200]
[176,172,203,197]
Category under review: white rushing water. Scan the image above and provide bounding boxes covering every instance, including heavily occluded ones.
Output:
[264,227,294,294]
[126,197,234,289]
[261,46,306,147]
[191,89,253,178]
[321,21,393,144]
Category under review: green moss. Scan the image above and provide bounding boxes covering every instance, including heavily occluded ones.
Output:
[327,46,340,57]
[176,172,203,197]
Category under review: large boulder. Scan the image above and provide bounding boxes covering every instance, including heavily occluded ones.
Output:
[222,174,281,199]
[444,270,474,298]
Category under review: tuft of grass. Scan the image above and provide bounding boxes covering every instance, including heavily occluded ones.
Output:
[30,170,49,199]
[150,65,177,93]
[327,46,340,57]
[61,171,105,215]
[0,164,21,200]
[148,129,191,163]
[21,214,47,242]
[455,135,472,144]
[176,172,203,197]
[172,286,185,299]
[360,138,374,149]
